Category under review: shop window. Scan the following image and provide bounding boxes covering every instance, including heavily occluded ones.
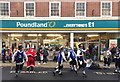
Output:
[87,34,99,42]
[24,2,35,17]
[23,34,38,49]
[38,34,69,47]
[74,34,86,49]
[2,34,9,47]
[0,2,10,16]
[101,1,112,17]
[75,2,86,17]
[74,34,86,42]
[50,2,61,17]
[100,33,120,50]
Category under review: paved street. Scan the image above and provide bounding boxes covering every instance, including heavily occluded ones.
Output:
[0,61,120,81]
[2,67,119,80]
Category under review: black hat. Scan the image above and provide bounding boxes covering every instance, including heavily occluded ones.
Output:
[18,45,23,50]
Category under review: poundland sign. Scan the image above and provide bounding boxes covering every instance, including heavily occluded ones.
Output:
[16,21,94,28]
[1,20,119,28]
[16,22,48,28]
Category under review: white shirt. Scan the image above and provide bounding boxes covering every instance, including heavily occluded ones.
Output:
[77,49,86,57]
[61,51,66,61]
[101,50,111,58]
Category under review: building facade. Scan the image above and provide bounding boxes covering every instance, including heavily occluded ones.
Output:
[0,0,120,60]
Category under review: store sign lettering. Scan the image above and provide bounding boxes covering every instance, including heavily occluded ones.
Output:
[64,22,94,27]
[16,21,57,28]
[16,22,48,27]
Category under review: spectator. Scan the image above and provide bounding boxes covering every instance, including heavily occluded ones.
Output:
[114,49,120,73]
[8,47,12,63]
[53,46,59,62]
[43,47,49,64]
[101,49,112,69]
[38,48,44,65]
[2,47,6,63]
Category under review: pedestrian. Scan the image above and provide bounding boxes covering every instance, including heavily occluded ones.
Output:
[12,45,28,77]
[102,49,112,69]
[43,47,49,64]
[2,47,6,63]
[77,44,87,76]
[53,47,67,76]
[8,47,12,63]
[110,47,117,62]
[85,47,90,59]
[114,49,120,73]
[67,47,77,74]
[13,47,18,54]
[26,47,36,72]
[92,48,98,62]
[5,47,9,62]
[38,48,44,64]
[53,46,59,62]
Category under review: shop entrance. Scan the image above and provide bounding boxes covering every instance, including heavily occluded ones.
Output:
[24,40,37,50]
[87,42,100,61]
[10,41,23,51]
[74,33,100,61]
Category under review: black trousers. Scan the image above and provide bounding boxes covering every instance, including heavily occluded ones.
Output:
[115,59,120,69]
[43,55,47,63]
[55,62,63,71]
[15,64,24,73]
[78,60,86,69]
[2,55,6,63]
[70,59,77,65]
[58,63,63,70]
[104,57,111,66]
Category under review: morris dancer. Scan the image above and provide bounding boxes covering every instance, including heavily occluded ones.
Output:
[53,47,67,76]
[12,45,28,77]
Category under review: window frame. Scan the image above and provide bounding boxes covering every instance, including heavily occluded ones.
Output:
[75,1,86,17]
[101,1,112,17]
[24,2,35,17]
[49,2,61,17]
[0,1,10,17]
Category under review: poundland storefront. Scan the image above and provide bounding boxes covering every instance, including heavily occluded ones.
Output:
[1,19,120,60]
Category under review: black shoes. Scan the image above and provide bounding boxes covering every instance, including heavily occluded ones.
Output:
[58,73,62,75]
[15,73,18,77]
[53,71,63,76]
[75,71,78,74]
[53,71,55,76]
[82,70,86,76]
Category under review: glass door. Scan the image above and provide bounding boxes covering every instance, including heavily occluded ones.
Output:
[24,41,37,50]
